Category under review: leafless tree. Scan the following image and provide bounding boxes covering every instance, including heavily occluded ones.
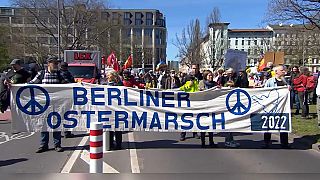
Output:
[202,7,223,68]
[266,0,320,30]
[206,7,221,31]
[174,19,204,68]
[10,0,115,60]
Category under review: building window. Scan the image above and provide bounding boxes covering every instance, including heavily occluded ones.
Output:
[260,40,263,45]
[0,8,12,15]
[144,28,153,45]
[146,12,153,25]
[124,12,132,25]
[247,40,251,45]
[228,40,231,46]
[254,40,257,45]
[221,31,224,38]
[235,40,238,45]
[241,49,244,51]
[135,12,143,25]
[248,49,251,55]
[242,40,244,45]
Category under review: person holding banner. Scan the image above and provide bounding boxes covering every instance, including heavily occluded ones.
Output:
[198,70,218,148]
[179,63,202,141]
[220,68,240,148]
[105,71,123,150]
[262,65,290,149]
[29,56,69,153]
[60,62,75,139]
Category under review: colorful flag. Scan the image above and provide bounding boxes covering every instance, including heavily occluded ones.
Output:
[123,55,133,69]
[112,59,120,72]
[156,60,167,70]
[107,52,116,67]
[258,53,266,71]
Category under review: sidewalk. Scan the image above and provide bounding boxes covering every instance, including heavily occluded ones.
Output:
[0,110,11,121]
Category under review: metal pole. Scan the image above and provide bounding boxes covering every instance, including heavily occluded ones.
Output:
[103,130,111,152]
[57,0,61,59]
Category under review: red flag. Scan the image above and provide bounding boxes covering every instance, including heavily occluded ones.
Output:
[112,58,120,72]
[123,55,132,69]
[107,52,116,67]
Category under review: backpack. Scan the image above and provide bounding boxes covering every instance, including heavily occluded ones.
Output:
[306,76,316,91]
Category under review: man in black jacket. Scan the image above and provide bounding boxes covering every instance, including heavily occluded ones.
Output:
[60,62,75,138]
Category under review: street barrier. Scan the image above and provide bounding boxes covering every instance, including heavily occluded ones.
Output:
[90,122,103,173]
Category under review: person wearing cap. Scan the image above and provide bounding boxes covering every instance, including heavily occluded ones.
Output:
[60,62,75,138]
[4,59,31,85]
[29,56,69,153]
[2,59,31,113]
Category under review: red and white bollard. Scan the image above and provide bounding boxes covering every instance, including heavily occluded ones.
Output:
[90,122,103,173]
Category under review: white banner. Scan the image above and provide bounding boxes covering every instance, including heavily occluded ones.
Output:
[10,84,291,133]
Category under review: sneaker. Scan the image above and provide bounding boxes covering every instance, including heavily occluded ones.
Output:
[55,146,64,152]
[36,146,48,153]
[225,141,240,148]
[180,137,186,141]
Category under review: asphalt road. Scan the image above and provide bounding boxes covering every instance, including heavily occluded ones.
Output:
[1,120,320,174]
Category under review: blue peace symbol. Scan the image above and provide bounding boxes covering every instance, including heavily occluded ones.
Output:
[226,89,251,115]
[16,85,50,115]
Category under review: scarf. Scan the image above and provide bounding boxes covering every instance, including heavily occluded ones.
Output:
[203,80,217,89]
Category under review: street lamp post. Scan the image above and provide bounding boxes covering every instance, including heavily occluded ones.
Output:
[57,0,61,59]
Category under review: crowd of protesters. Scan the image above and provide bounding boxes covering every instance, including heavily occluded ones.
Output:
[1,57,320,152]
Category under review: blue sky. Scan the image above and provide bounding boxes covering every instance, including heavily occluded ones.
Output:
[0,0,269,61]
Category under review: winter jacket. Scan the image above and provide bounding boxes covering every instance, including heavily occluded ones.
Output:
[122,76,145,89]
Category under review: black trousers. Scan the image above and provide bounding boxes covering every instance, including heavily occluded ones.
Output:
[200,132,214,144]
[110,131,122,148]
[264,132,288,145]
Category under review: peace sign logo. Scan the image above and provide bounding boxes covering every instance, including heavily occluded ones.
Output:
[226,89,251,115]
[16,85,50,115]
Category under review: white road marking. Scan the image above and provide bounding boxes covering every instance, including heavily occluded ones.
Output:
[0,132,35,145]
[80,150,119,173]
[61,136,89,173]
[128,132,140,173]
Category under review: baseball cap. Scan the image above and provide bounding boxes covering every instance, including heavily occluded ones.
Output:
[10,59,21,65]
[47,56,61,63]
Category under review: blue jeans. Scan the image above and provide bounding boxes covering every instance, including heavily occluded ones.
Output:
[40,131,61,148]
[291,90,300,110]
[295,93,300,111]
